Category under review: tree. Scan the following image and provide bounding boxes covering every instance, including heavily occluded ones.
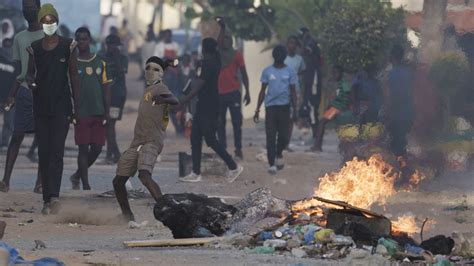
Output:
[318,0,407,73]
[185,0,275,41]
[418,0,448,64]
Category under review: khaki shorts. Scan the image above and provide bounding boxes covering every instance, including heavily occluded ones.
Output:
[116,142,163,177]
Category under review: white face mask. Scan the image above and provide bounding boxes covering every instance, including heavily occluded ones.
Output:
[145,62,164,86]
[43,23,58,36]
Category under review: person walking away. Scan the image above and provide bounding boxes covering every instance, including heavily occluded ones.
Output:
[254,45,298,175]
[385,45,415,183]
[70,27,111,190]
[100,35,128,164]
[113,56,179,222]
[27,3,81,214]
[154,29,183,136]
[284,35,305,151]
[0,0,44,193]
[177,21,243,183]
[0,39,15,148]
[299,28,323,142]
[311,66,352,152]
[216,30,250,160]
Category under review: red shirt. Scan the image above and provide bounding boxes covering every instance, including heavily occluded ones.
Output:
[218,51,245,95]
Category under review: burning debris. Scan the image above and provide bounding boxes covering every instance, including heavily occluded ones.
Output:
[149,155,470,263]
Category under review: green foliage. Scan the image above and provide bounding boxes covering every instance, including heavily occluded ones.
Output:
[319,0,407,73]
[429,52,470,99]
[189,0,408,72]
[185,0,275,41]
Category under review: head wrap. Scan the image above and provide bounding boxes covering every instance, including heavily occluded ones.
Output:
[38,4,58,23]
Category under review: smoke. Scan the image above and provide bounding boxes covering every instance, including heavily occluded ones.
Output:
[53,203,122,226]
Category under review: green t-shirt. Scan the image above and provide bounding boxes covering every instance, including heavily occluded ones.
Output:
[77,54,111,117]
[331,80,352,111]
[12,29,44,86]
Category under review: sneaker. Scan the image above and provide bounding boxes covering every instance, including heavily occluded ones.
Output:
[179,172,202,183]
[268,166,277,175]
[50,198,61,215]
[41,203,51,215]
[70,172,80,190]
[235,150,243,161]
[276,157,285,170]
[227,165,244,183]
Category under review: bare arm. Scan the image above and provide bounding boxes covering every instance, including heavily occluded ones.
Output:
[254,83,267,123]
[240,66,251,105]
[154,93,179,105]
[102,83,111,119]
[179,78,205,107]
[25,48,36,90]
[5,60,21,100]
[68,51,81,113]
[290,84,298,120]
[215,17,226,48]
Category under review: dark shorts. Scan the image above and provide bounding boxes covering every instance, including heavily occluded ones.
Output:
[74,116,106,145]
[13,86,35,134]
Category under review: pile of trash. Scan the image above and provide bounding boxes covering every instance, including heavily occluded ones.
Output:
[222,222,474,265]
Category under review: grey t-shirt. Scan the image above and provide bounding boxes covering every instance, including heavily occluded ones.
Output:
[130,83,172,148]
[12,29,44,86]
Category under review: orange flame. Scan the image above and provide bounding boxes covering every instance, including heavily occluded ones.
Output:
[392,215,420,235]
[314,155,398,209]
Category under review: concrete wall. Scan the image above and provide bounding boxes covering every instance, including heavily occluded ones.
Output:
[242,41,273,119]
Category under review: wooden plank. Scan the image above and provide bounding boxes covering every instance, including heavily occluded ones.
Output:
[311,196,386,218]
[123,237,225,248]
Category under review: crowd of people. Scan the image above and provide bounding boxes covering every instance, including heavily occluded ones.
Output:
[0,0,415,220]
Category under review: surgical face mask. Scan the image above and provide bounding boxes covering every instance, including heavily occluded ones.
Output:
[43,23,58,36]
[145,62,164,86]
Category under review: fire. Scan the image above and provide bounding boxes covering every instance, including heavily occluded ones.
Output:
[392,215,420,235]
[391,215,437,236]
[291,198,326,218]
[315,155,398,209]
[408,170,426,188]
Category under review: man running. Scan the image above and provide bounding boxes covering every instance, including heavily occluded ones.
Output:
[0,0,43,193]
[178,19,243,183]
[27,3,80,214]
[113,56,178,222]
[70,27,111,190]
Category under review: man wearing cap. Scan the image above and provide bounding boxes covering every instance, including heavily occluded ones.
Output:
[100,34,128,164]
[26,3,80,215]
[0,0,44,193]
